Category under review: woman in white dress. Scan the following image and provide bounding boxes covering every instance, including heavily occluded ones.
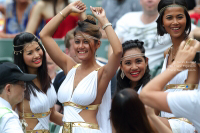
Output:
[150,0,199,132]
[13,32,63,133]
[116,39,151,94]
[39,1,122,133]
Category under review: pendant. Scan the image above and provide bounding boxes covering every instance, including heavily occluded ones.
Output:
[21,119,28,133]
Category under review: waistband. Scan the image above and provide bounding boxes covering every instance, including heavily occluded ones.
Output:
[166,117,192,124]
[26,129,50,133]
[62,101,99,110]
[19,110,51,119]
[62,122,99,133]
[166,84,198,90]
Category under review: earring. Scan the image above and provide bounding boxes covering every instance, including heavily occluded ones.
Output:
[121,70,125,79]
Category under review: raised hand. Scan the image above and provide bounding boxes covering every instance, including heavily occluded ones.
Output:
[90,6,108,25]
[173,40,200,70]
[68,1,86,14]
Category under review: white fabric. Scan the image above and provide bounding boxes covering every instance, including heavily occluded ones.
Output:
[0,97,23,133]
[30,84,57,130]
[137,86,143,94]
[58,65,111,133]
[167,90,200,132]
[160,54,195,132]
[115,11,196,70]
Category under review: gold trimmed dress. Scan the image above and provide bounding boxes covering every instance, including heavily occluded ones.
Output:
[58,65,112,133]
[160,54,197,133]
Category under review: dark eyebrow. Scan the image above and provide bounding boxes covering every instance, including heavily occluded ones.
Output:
[177,14,184,16]
[166,15,172,18]
[36,46,40,49]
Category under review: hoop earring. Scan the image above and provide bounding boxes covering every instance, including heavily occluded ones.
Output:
[121,70,125,79]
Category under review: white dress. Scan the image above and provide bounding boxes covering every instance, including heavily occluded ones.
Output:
[29,84,57,130]
[58,67,112,133]
[161,54,195,133]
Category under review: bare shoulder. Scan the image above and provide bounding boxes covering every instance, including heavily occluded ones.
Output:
[35,1,46,8]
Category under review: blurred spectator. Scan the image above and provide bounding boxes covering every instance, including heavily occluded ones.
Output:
[26,0,79,38]
[189,0,200,25]
[111,88,172,133]
[102,0,142,29]
[0,0,44,38]
[46,53,59,82]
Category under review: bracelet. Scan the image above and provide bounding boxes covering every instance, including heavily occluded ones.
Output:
[59,12,65,19]
[102,23,112,30]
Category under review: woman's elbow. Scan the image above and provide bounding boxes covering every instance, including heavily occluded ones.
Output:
[39,30,46,39]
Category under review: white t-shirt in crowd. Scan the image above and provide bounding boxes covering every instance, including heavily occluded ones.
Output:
[0,97,23,133]
[167,90,200,132]
[115,11,196,70]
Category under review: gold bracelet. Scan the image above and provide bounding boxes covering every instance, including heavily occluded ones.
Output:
[102,23,112,30]
[59,12,65,19]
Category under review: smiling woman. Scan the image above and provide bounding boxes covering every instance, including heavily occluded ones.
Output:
[153,0,200,132]
[116,39,151,94]
[13,32,63,132]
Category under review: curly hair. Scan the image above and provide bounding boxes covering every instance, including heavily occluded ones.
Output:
[116,39,151,93]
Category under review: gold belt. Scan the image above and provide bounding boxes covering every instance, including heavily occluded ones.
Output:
[166,84,198,90]
[62,102,99,110]
[166,117,192,124]
[19,110,51,119]
[62,122,99,133]
[26,129,50,133]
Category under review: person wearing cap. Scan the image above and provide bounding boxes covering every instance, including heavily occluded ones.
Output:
[0,62,37,133]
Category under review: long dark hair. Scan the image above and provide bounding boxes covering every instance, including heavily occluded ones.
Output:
[156,0,191,38]
[111,88,154,133]
[13,32,51,100]
[116,40,151,93]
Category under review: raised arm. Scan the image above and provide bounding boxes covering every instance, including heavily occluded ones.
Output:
[146,106,172,133]
[139,41,200,112]
[90,7,122,89]
[26,1,44,34]
[39,1,86,74]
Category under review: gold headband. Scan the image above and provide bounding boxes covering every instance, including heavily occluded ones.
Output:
[13,41,39,55]
[75,33,100,41]
[159,4,187,14]
[121,53,145,61]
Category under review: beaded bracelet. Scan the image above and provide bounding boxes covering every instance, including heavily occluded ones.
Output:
[59,12,65,19]
[102,23,112,30]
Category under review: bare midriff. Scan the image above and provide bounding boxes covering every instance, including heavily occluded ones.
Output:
[17,99,39,130]
[78,109,98,124]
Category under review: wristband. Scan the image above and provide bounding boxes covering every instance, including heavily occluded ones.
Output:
[102,23,112,30]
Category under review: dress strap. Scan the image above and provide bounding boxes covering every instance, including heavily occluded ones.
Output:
[18,110,51,119]
[168,46,172,55]
[62,101,100,110]
[73,64,81,68]
[166,84,198,90]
